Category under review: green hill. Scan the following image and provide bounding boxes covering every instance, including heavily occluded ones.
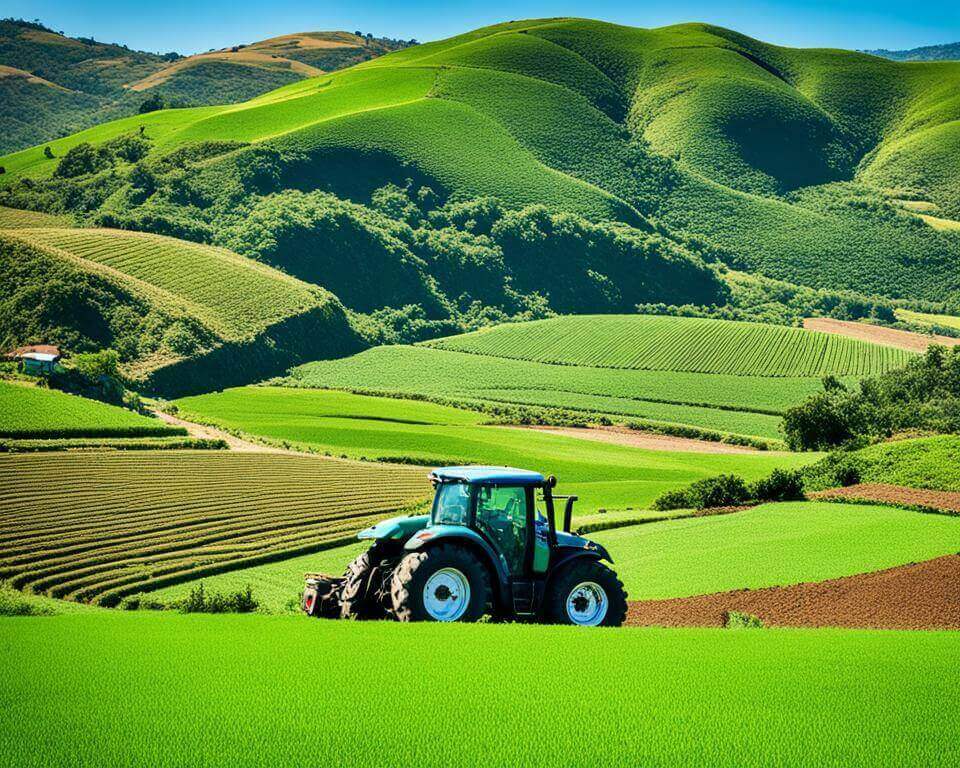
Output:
[0,219,360,396]
[0,19,412,154]
[1,18,958,312]
[864,42,960,62]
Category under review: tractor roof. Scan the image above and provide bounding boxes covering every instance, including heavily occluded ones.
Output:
[430,466,546,486]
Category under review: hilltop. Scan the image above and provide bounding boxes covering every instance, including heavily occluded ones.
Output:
[865,41,960,61]
[0,18,413,153]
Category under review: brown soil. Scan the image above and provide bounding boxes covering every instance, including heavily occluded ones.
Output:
[803,317,959,352]
[508,424,763,454]
[811,483,960,514]
[626,555,960,630]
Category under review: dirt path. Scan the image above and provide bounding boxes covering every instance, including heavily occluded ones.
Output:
[626,555,960,630]
[803,317,959,352]
[811,483,960,514]
[507,424,764,454]
[151,410,292,453]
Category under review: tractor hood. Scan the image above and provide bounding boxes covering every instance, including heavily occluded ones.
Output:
[357,514,429,542]
[555,529,613,562]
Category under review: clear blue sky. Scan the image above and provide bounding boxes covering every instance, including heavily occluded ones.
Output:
[7,0,959,55]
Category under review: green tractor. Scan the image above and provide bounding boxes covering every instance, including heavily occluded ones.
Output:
[303,466,627,626]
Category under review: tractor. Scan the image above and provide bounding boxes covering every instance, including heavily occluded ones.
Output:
[303,466,628,626]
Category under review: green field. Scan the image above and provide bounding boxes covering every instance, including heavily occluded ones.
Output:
[0,381,183,439]
[0,451,429,605]
[804,435,960,492]
[896,308,960,331]
[285,346,834,441]
[148,500,960,611]
[174,387,817,512]
[2,615,958,767]
[428,315,912,377]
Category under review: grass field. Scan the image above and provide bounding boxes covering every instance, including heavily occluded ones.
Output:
[0,451,429,605]
[2,614,958,767]
[0,381,184,439]
[148,500,960,611]
[427,315,912,377]
[174,387,817,512]
[896,308,960,331]
[285,346,834,441]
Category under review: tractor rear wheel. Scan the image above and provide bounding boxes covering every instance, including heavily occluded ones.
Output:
[545,560,627,627]
[340,544,389,620]
[391,544,490,622]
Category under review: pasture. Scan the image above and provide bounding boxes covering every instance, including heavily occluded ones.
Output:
[0,451,429,605]
[0,381,183,439]
[2,614,958,767]
[174,387,817,512]
[427,315,912,377]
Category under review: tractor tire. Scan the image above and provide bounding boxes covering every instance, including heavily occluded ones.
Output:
[544,559,627,627]
[391,544,490,622]
[340,544,388,620]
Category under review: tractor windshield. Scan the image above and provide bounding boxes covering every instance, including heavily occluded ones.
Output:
[432,482,471,525]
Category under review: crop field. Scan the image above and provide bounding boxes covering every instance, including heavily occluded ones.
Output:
[5,227,331,340]
[286,346,834,441]
[174,387,817,512]
[2,615,958,767]
[427,315,913,377]
[148,499,960,611]
[0,451,429,605]
[0,381,184,439]
[896,308,960,332]
[0,204,70,228]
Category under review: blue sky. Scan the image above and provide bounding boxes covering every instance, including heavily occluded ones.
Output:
[7,0,959,55]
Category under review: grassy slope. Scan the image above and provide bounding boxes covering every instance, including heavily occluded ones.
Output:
[286,344,827,440]
[2,615,958,767]
[174,387,816,513]
[427,315,912,376]
[150,499,960,611]
[3,20,958,300]
[0,380,182,438]
[896,308,960,331]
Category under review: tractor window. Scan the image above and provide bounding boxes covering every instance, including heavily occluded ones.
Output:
[475,485,528,575]
[433,483,471,525]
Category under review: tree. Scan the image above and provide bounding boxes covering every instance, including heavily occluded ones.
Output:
[138,93,165,115]
[43,146,53,159]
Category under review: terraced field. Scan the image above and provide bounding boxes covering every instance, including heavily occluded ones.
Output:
[427,316,913,377]
[0,205,70,228]
[0,452,430,606]
[0,381,183,439]
[4,227,329,339]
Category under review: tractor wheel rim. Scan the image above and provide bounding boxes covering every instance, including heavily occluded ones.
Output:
[423,568,471,621]
[565,581,608,626]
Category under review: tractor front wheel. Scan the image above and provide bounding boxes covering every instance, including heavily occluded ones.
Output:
[545,560,627,627]
[391,544,490,622]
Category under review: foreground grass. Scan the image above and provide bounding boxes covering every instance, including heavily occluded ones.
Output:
[174,388,816,513]
[1,614,957,767]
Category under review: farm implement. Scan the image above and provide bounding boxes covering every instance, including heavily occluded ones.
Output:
[303,466,628,626]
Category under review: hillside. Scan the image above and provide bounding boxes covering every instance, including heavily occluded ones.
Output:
[0,210,361,396]
[865,42,960,61]
[0,19,412,154]
[1,18,958,318]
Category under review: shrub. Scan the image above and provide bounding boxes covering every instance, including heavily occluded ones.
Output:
[724,611,764,629]
[652,474,750,510]
[800,451,864,491]
[0,585,55,616]
[139,93,165,114]
[178,583,259,614]
[749,469,805,502]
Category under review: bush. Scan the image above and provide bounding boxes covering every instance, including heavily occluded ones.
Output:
[0,585,55,616]
[178,583,259,613]
[724,611,764,629]
[749,469,805,502]
[652,474,750,510]
[800,451,864,491]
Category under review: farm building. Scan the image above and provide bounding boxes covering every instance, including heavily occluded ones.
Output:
[5,345,62,375]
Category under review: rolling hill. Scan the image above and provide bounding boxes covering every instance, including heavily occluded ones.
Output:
[1,17,958,318]
[864,42,960,62]
[0,19,413,154]
[0,207,361,396]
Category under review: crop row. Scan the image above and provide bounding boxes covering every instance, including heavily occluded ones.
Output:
[15,228,326,339]
[428,315,913,377]
[0,452,430,605]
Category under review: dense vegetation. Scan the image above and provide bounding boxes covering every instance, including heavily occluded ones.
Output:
[0,451,429,605]
[3,18,958,312]
[864,42,960,61]
[783,346,960,450]
[428,315,911,377]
